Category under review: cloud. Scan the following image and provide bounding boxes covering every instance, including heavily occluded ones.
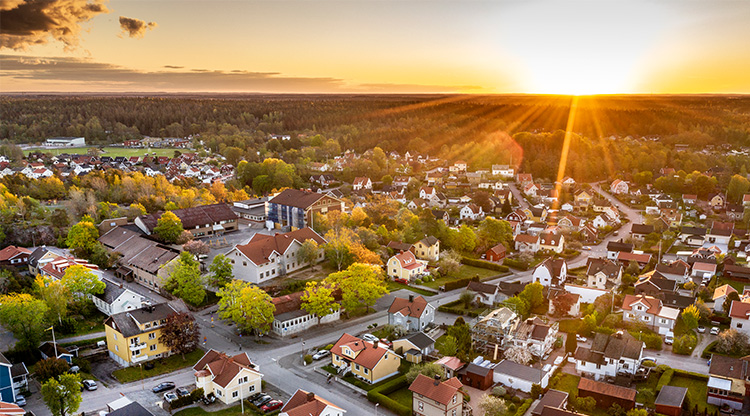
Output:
[0,0,108,50]
[0,54,484,93]
[163,65,183,69]
[118,16,157,39]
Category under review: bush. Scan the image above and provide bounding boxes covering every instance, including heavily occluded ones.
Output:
[629,331,662,350]
[367,375,411,416]
[323,344,334,350]
[461,257,509,272]
[574,396,597,413]
[503,258,529,271]
[169,387,203,409]
[641,360,657,368]
[656,368,674,392]
[492,386,506,397]
[415,279,423,285]
[672,333,698,355]
[530,384,543,399]
[304,354,313,365]
[443,276,480,291]
[515,399,533,416]
[72,357,91,374]
[508,403,517,413]
[55,317,77,335]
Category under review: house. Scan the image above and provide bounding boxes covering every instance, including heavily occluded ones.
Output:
[452,160,467,172]
[586,258,622,290]
[271,291,340,337]
[387,295,435,332]
[104,303,178,366]
[678,226,706,246]
[352,177,372,191]
[506,209,528,223]
[435,356,465,379]
[419,186,437,200]
[467,281,500,306]
[655,262,690,284]
[0,353,20,403]
[280,390,346,416]
[630,224,654,242]
[387,251,428,282]
[413,236,440,262]
[527,206,548,222]
[578,378,636,410]
[533,258,568,287]
[99,227,180,290]
[709,194,726,210]
[655,386,688,416]
[524,183,541,197]
[539,233,564,253]
[723,264,750,281]
[266,189,344,230]
[232,197,270,222]
[136,203,238,237]
[0,401,25,416]
[621,294,679,335]
[691,262,717,281]
[493,165,515,178]
[485,244,506,263]
[728,301,750,337]
[0,246,31,267]
[707,221,733,246]
[515,234,540,253]
[8,363,27,400]
[564,284,608,304]
[330,334,402,384]
[460,204,483,221]
[610,179,629,195]
[392,332,436,364]
[634,273,677,298]
[91,278,148,316]
[558,215,584,232]
[517,173,533,186]
[616,252,652,269]
[511,317,559,358]
[606,240,633,260]
[409,373,464,416]
[713,285,738,313]
[493,359,548,392]
[459,363,494,390]
[39,256,100,281]
[193,349,263,405]
[39,341,76,364]
[227,227,326,284]
[394,176,411,187]
[548,289,580,317]
[531,390,569,416]
[661,208,683,228]
[706,354,748,410]
[574,332,643,381]
[574,190,593,207]
[471,307,519,359]
[682,194,698,205]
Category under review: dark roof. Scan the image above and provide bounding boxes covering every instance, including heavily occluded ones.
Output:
[498,282,525,297]
[39,342,70,358]
[108,402,154,416]
[655,386,688,408]
[532,390,569,416]
[99,227,179,274]
[607,240,634,252]
[104,303,176,338]
[656,262,688,276]
[584,332,643,361]
[574,346,603,365]
[662,293,694,309]
[419,236,439,246]
[578,378,636,401]
[269,189,329,209]
[405,332,436,350]
[463,362,493,377]
[680,226,707,236]
[494,360,543,383]
[138,203,237,231]
[94,279,128,304]
[636,275,676,292]
[709,354,747,379]
[387,241,413,252]
[0,352,9,365]
[467,281,497,295]
[631,224,654,235]
[540,406,579,416]
[10,363,27,378]
[586,258,622,279]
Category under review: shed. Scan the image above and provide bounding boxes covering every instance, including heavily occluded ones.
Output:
[655,386,688,416]
[459,363,494,390]
[531,390,569,416]
[578,378,636,410]
[404,348,423,364]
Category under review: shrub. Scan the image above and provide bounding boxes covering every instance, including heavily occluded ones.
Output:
[672,334,698,355]
[443,276,480,291]
[574,397,597,413]
[641,360,657,368]
[492,386,506,397]
[530,384,543,399]
[367,375,411,416]
[415,279,423,285]
[72,357,91,374]
[323,344,334,350]
[304,354,313,365]
[461,257,510,272]
[508,403,517,413]
[515,399,533,416]
[656,368,674,392]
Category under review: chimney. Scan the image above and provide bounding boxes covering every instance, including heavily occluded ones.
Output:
[434,374,441,386]
[373,340,379,349]
[409,294,414,303]
[306,392,315,402]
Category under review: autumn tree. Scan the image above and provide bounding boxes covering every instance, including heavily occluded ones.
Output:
[476,217,513,253]
[727,174,750,203]
[183,240,209,256]
[217,280,275,335]
[208,254,233,288]
[680,304,700,331]
[552,293,576,317]
[65,217,99,257]
[36,357,71,382]
[61,265,105,300]
[41,373,82,416]
[34,275,69,324]
[301,281,340,319]
[0,293,49,350]
[154,211,184,243]
[325,263,388,314]
[164,252,205,306]
[159,312,201,360]
[324,228,357,270]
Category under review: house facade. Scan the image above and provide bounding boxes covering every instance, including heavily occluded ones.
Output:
[193,350,263,405]
[266,189,344,230]
[136,203,238,237]
[621,295,678,335]
[92,279,148,316]
[387,251,428,282]
[533,258,568,287]
[586,258,623,290]
[574,332,644,381]
[330,334,402,384]
[104,303,177,367]
[388,295,435,332]
[413,236,440,262]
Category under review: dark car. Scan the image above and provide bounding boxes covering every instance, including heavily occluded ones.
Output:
[152,382,176,393]
[176,387,190,397]
[248,392,264,402]
[252,394,272,407]
[201,393,216,405]
[261,400,283,413]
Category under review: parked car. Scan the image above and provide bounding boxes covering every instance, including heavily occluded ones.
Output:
[582,246,592,250]
[698,326,706,333]
[576,335,587,342]
[641,357,657,364]
[201,393,216,405]
[711,326,720,335]
[379,338,393,348]
[152,382,176,393]
[164,392,179,403]
[176,387,190,397]
[69,366,80,373]
[312,350,331,360]
[15,396,26,407]
[553,356,564,365]
[362,333,378,343]
[248,392,264,402]
[82,380,97,391]
[261,400,284,413]
[665,333,674,345]
[252,394,272,407]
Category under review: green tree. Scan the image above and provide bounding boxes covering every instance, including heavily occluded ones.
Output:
[476,217,513,252]
[35,357,71,382]
[502,296,530,317]
[34,275,69,324]
[460,290,475,309]
[61,265,105,299]
[159,312,200,360]
[0,293,49,351]
[208,254,233,288]
[65,219,98,256]
[301,281,340,318]
[724,291,741,314]
[680,304,700,331]
[728,174,750,203]
[438,335,459,356]
[217,280,275,335]
[446,317,473,358]
[325,263,388,314]
[530,383,543,399]
[519,281,545,310]
[405,362,444,383]
[297,240,320,270]
[41,373,82,416]
[575,397,597,413]
[480,394,508,416]
[153,211,184,243]
[565,333,578,354]
[164,252,205,306]
[324,228,357,271]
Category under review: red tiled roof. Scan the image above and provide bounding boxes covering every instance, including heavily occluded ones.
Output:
[515,234,539,244]
[330,333,391,370]
[622,294,661,314]
[235,227,325,266]
[192,349,259,388]
[578,377,636,401]
[0,245,31,262]
[409,374,463,406]
[281,390,344,416]
[388,296,429,318]
[729,300,750,320]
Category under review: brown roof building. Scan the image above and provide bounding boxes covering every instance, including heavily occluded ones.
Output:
[280,389,346,416]
[136,203,238,237]
[409,373,464,416]
[193,349,263,406]
[578,378,636,410]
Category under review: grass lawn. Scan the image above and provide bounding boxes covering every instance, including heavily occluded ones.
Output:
[320,364,401,391]
[438,299,488,317]
[113,348,206,383]
[550,373,580,397]
[670,375,716,413]
[421,265,498,289]
[25,146,180,158]
[386,281,437,297]
[388,387,413,408]
[174,404,270,416]
[635,372,660,407]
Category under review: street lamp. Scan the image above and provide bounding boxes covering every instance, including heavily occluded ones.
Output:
[375,402,379,415]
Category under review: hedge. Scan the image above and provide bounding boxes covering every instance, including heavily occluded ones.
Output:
[672,368,709,381]
[169,388,204,410]
[367,375,411,416]
[437,299,486,317]
[503,258,529,271]
[461,257,509,272]
[515,398,533,416]
[443,276,480,291]
[656,369,674,392]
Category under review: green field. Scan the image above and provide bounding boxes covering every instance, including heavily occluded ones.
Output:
[25,146,182,158]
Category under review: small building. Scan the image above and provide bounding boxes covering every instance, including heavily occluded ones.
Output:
[280,390,346,416]
[46,136,86,147]
[271,291,340,337]
[266,189,344,230]
[531,390,569,416]
[459,363,493,390]
[707,354,747,410]
[728,300,750,338]
[91,278,149,316]
[713,284,738,313]
[392,332,435,364]
[409,374,464,416]
[655,386,688,416]
[467,281,500,306]
[621,294,678,335]
[136,203,238,237]
[9,363,28,399]
[0,246,31,267]
[107,402,154,416]
[386,251,427,282]
[586,258,622,290]
[387,295,435,332]
[486,243,506,263]
[435,356,465,379]
[577,378,636,410]
[193,349,263,405]
[533,258,568,287]
[330,333,402,384]
[39,342,76,364]
[493,359,548,392]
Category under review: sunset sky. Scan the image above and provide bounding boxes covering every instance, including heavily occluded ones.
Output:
[1,0,749,94]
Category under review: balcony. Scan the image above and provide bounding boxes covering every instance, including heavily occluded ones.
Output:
[131,354,149,363]
[129,342,146,351]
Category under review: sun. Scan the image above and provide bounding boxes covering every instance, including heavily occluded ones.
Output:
[525,64,630,96]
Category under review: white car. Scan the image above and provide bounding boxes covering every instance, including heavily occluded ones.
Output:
[362,333,379,343]
[665,333,674,345]
[576,335,587,342]
[710,327,720,335]
[553,356,564,365]
[698,326,706,333]
[164,392,179,403]
[312,350,331,360]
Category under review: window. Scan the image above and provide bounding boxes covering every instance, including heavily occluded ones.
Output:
[232,391,238,398]
[114,333,118,340]
[115,345,119,352]
[355,364,360,371]
[243,262,247,266]
[150,344,157,351]
[738,323,743,329]
[216,389,222,397]
[453,411,457,416]
[418,402,424,411]
[453,395,457,404]
[249,385,255,392]
[149,333,156,340]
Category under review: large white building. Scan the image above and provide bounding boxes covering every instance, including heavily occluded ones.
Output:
[45,137,86,147]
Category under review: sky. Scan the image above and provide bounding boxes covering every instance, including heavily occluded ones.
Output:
[1,0,749,94]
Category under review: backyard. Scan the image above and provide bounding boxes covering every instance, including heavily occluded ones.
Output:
[387,386,413,408]
[421,265,500,289]
[113,348,206,383]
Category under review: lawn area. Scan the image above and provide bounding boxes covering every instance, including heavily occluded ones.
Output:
[320,364,402,391]
[60,336,106,349]
[113,348,206,383]
[174,404,269,416]
[25,146,180,158]
[437,299,488,317]
[670,375,716,413]
[634,371,659,407]
[421,265,498,289]
[387,387,413,408]
[386,281,437,297]
[550,373,580,397]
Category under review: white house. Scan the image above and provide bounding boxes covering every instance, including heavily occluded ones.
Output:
[492,165,515,178]
[564,284,608,304]
[610,179,629,194]
[574,332,644,381]
[460,204,483,220]
[493,359,549,392]
[729,301,750,338]
[91,279,149,316]
[514,234,540,253]
[621,294,679,335]
[713,285,738,313]
[532,258,568,287]
[352,177,372,191]
[387,295,435,332]
[193,350,264,405]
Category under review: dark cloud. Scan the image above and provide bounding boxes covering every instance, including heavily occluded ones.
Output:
[0,54,482,93]
[0,0,108,50]
[118,16,156,39]
[163,65,183,69]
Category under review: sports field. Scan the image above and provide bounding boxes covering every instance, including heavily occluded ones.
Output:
[24,146,183,158]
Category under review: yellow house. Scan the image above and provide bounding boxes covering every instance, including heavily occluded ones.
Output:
[330,334,402,384]
[104,303,177,367]
[409,373,464,416]
[575,190,593,207]
[387,251,427,282]
[413,236,440,262]
[193,349,263,405]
